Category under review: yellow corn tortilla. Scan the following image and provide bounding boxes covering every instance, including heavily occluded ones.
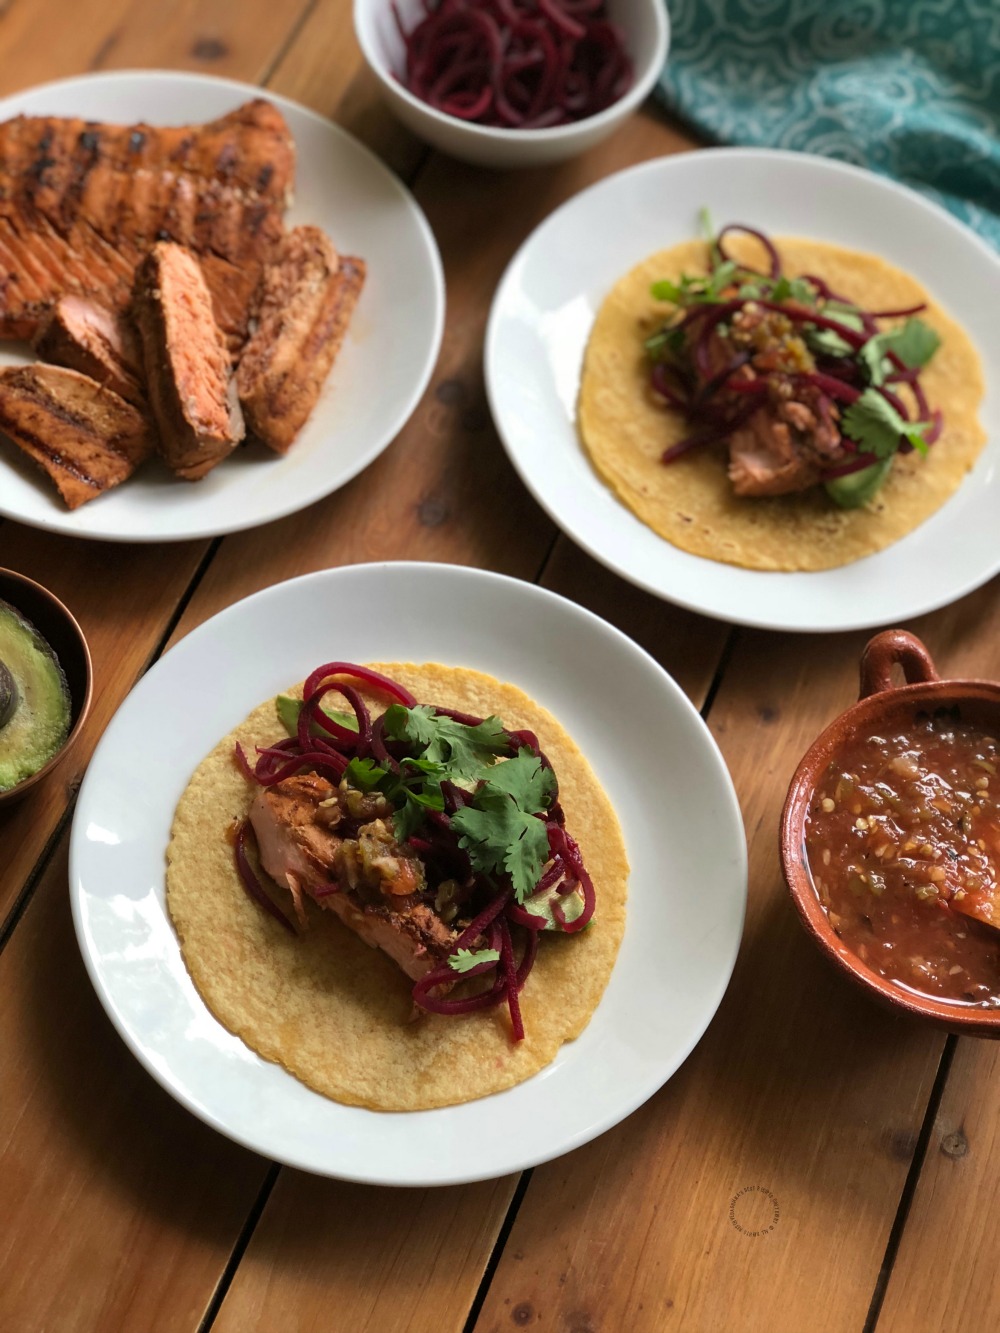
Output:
[578,236,986,571]
[166,663,628,1111]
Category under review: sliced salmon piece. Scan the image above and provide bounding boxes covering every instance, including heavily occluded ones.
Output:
[236,226,365,453]
[0,363,154,508]
[249,773,457,980]
[132,242,244,481]
[34,295,145,408]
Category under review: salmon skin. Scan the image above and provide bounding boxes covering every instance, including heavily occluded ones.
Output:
[0,363,154,508]
[0,99,294,349]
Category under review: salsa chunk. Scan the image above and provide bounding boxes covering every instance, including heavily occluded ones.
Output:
[805,710,1000,1005]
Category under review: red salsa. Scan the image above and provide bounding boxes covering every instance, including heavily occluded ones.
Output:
[805,710,1000,1006]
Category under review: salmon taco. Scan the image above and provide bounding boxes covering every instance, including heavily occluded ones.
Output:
[166,661,628,1112]
[578,221,986,572]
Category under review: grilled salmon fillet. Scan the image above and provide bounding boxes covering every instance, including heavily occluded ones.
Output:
[249,773,458,980]
[34,295,145,408]
[236,226,365,452]
[133,242,244,480]
[0,100,294,348]
[0,363,154,508]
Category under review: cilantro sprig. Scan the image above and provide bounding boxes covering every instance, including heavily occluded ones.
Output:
[295,702,558,900]
[448,947,501,974]
[451,750,557,902]
[841,388,932,460]
[859,317,940,388]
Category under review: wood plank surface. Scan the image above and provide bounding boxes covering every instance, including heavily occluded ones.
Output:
[876,1038,1000,1333]
[213,1171,518,1333]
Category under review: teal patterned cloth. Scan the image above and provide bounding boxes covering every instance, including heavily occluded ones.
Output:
[655,0,1000,249]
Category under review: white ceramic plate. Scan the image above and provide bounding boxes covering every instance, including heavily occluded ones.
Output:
[0,71,444,542]
[485,148,1000,632]
[69,562,746,1186]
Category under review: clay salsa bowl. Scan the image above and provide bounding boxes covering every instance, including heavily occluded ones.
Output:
[781,628,1000,1037]
[0,568,93,808]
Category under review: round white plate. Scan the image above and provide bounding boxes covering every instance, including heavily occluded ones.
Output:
[485,148,1000,633]
[0,71,444,542]
[69,562,746,1186]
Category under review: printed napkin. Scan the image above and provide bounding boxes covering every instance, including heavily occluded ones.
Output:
[654,0,1000,249]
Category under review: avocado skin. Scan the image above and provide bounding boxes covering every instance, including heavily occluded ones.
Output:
[0,600,72,792]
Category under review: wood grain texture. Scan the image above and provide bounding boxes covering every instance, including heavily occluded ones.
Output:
[265,0,424,177]
[876,1039,1000,1333]
[0,838,269,1333]
[213,1171,518,1333]
[540,541,729,708]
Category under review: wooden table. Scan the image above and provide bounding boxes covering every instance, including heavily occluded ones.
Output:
[2,5,998,1330]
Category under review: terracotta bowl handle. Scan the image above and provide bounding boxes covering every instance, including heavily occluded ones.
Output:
[859,629,939,700]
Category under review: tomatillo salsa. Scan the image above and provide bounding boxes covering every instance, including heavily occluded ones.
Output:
[805,710,1000,1005]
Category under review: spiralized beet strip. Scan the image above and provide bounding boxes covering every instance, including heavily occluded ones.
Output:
[303,661,417,707]
[394,0,633,127]
[716,224,781,278]
[498,915,524,1040]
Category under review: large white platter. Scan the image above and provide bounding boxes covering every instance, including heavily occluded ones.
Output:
[0,71,444,542]
[69,562,746,1186]
[485,148,1000,632]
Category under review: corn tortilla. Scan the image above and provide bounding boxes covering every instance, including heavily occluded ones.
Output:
[578,236,986,571]
[166,663,628,1112]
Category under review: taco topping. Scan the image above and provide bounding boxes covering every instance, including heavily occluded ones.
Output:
[233,661,596,1042]
[644,219,942,507]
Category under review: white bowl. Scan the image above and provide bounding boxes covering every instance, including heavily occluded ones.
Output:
[353,0,670,169]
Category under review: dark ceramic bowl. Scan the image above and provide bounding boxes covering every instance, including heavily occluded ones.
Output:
[0,568,93,808]
[781,628,1000,1037]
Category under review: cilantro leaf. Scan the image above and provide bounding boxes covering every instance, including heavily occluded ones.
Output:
[886,317,940,370]
[823,302,865,332]
[276,694,358,738]
[650,260,739,308]
[859,318,941,387]
[384,705,509,781]
[480,749,555,813]
[504,817,554,902]
[806,327,855,358]
[841,388,932,460]
[448,947,501,974]
[344,756,388,792]
[770,275,816,305]
[452,787,551,901]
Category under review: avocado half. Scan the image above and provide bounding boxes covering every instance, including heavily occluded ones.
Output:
[0,600,72,792]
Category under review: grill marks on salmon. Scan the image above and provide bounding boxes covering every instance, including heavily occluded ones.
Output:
[34,295,145,407]
[133,242,244,480]
[0,101,294,348]
[0,363,154,508]
[237,226,366,453]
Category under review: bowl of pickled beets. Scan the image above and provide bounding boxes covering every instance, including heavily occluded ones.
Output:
[782,629,1000,1035]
